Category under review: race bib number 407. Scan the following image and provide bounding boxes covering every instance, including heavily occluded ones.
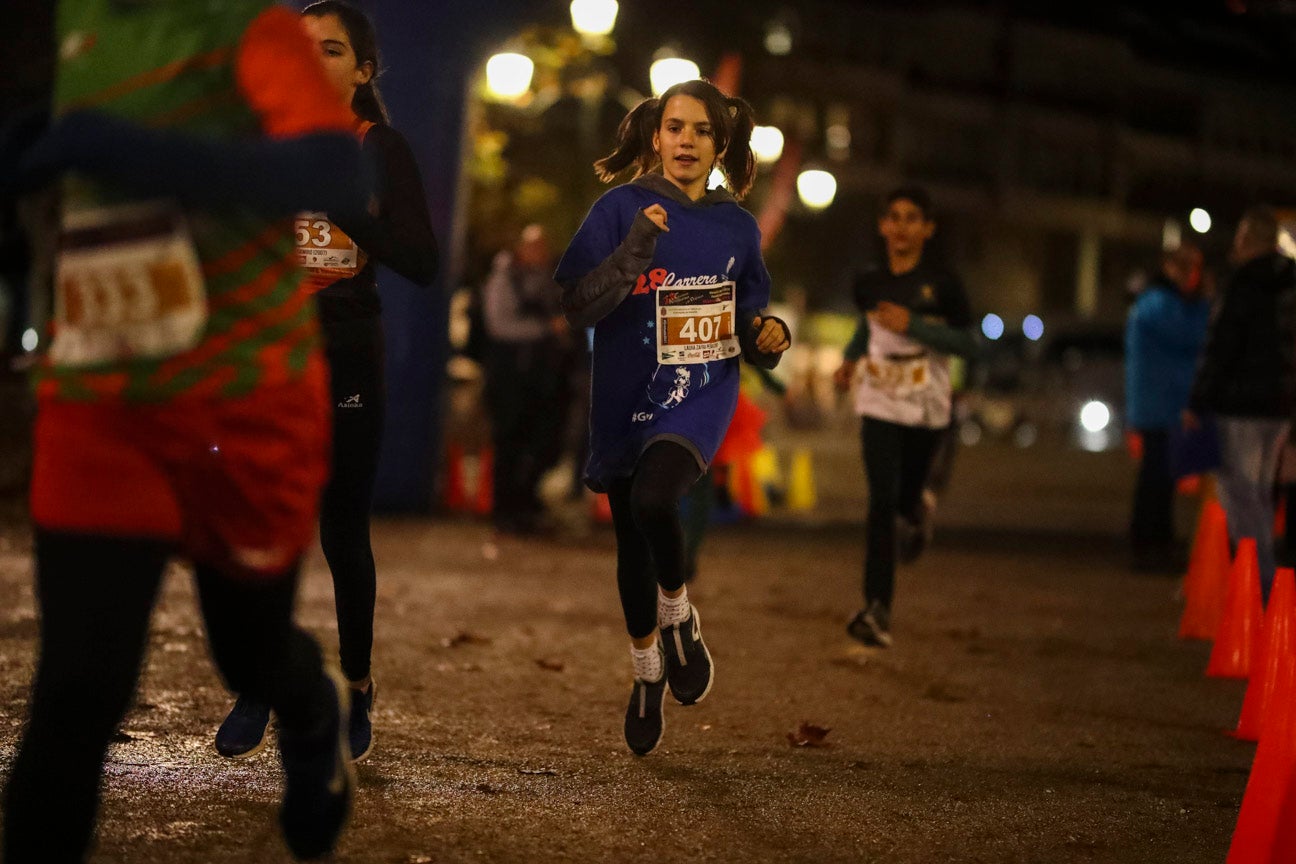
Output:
[52,200,208,368]
[656,281,739,365]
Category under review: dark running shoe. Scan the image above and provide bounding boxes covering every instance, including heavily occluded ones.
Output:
[279,667,355,861]
[847,601,893,648]
[623,646,668,756]
[215,695,271,759]
[661,604,714,706]
[348,681,375,763]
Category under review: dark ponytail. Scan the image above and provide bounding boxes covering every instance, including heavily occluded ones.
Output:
[719,96,757,198]
[593,79,760,199]
[302,0,389,125]
[594,97,661,184]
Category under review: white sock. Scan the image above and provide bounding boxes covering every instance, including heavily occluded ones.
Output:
[630,640,663,682]
[657,586,691,629]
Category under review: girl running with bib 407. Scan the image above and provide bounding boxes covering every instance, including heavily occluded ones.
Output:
[216,0,437,765]
[555,79,790,755]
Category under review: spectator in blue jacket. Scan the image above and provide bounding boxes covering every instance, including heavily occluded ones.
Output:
[1125,242,1210,572]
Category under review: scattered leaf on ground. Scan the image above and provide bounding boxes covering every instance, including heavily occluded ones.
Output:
[441,631,491,649]
[787,722,832,748]
[519,767,557,776]
[536,658,565,672]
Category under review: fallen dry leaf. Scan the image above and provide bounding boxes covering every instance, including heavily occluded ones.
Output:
[441,631,492,649]
[535,658,565,672]
[787,722,832,748]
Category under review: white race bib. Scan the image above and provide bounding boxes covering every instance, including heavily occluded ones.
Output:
[295,211,364,273]
[862,354,933,399]
[656,281,740,365]
[52,200,208,368]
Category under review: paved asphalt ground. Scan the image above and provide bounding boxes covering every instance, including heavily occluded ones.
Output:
[0,435,1256,863]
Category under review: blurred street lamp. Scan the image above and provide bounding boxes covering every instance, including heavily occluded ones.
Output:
[650,56,700,96]
[21,328,38,352]
[1022,314,1044,341]
[981,313,1004,340]
[485,52,534,100]
[570,0,618,37]
[1190,207,1212,234]
[750,125,785,163]
[765,21,793,55]
[796,168,837,210]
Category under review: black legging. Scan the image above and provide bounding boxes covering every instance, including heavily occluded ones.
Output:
[2,532,333,864]
[861,417,942,610]
[320,316,384,684]
[607,441,703,639]
[1130,427,1174,550]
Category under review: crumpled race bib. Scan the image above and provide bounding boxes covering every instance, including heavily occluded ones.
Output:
[655,281,740,365]
[51,200,208,368]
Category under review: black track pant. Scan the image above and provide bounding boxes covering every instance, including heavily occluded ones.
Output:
[1130,427,1174,550]
[607,441,703,639]
[2,532,333,864]
[861,417,942,610]
[320,317,384,684]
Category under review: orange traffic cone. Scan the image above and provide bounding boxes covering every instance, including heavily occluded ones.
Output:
[473,447,494,517]
[1226,649,1296,863]
[1269,767,1296,863]
[1208,539,1265,679]
[443,443,468,512]
[1180,500,1232,641]
[1232,568,1296,741]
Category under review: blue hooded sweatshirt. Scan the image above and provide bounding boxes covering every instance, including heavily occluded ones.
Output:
[554,174,778,492]
[1124,279,1210,429]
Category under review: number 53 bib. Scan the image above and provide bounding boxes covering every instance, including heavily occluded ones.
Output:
[52,200,208,368]
[656,282,740,365]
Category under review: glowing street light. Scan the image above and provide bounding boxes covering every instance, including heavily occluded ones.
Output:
[570,0,618,37]
[1190,207,1212,234]
[649,57,700,96]
[796,169,837,210]
[485,52,534,100]
[750,125,785,163]
[981,313,1004,340]
[1022,314,1044,341]
[765,21,793,55]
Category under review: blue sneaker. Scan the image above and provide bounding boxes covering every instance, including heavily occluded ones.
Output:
[348,681,375,763]
[279,667,355,861]
[215,695,271,759]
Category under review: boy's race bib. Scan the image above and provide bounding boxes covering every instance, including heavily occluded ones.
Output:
[51,200,208,368]
[656,281,740,365]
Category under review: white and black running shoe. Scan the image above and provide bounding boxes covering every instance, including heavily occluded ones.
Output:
[660,604,714,706]
[624,644,668,756]
[847,601,893,648]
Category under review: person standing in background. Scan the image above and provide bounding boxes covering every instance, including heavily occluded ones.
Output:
[1124,242,1210,574]
[1186,205,1296,602]
[482,223,572,535]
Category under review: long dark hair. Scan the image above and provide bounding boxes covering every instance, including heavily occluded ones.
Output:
[594,79,757,198]
[302,0,389,124]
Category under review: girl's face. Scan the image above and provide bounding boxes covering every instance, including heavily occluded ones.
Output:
[303,13,372,109]
[653,94,718,199]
